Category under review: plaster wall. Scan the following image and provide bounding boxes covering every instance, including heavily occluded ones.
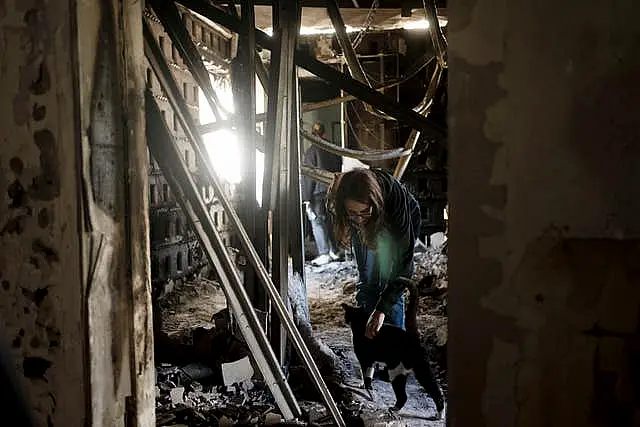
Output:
[0,1,154,426]
[0,2,85,425]
[448,1,640,426]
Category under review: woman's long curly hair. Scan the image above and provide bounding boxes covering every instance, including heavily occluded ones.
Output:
[327,168,385,248]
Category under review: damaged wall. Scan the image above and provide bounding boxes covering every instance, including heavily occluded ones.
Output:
[448,0,640,426]
[0,1,154,426]
[0,1,86,425]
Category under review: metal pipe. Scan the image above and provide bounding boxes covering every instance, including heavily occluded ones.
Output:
[394,62,444,179]
[200,119,235,134]
[301,165,336,185]
[340,62,348,151]
[255,50,270,91]
[293,55,436,114]
[414,62,443,116]
[301,129,411,161]
[423,0,448,68]
[144,14,346,427]
[146,91,300,419]
[327,0,371,86]
[327,0,395,121]
[393,129,420,179]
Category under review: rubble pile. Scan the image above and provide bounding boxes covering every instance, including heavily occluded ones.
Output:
[412,245,448,395]
[153,307,285,426]
[152,243,449,426]
[413,246,448,290]
[156,365,282,426]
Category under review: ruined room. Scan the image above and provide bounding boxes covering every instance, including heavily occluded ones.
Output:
[1,0,639,426]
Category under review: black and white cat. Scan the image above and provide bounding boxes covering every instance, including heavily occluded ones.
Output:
[342,303,445,418]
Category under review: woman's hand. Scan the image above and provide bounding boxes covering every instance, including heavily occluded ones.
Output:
[365,310,385,339]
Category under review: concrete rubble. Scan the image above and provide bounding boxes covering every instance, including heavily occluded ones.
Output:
[154,241,448,426]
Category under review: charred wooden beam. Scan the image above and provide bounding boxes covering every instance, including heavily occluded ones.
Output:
[234,0,263,307]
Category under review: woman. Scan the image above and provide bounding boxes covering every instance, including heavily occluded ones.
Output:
[328,168,421,338]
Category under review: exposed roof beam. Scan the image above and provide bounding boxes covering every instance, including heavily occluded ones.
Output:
[209,0,447,8]
[178,0,446,138]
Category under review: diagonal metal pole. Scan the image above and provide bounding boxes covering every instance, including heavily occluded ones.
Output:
[423,0,448,68]
[327,0,370,87]
[255,50,270,92]
[394,59,445,180]
[327,0,394,121]
[146,91,300,419]
[144,19,345,427]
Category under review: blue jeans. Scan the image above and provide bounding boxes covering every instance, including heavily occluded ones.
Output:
[356,274,406,329]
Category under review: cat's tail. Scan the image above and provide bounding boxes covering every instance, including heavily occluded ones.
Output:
[413,346,445,416]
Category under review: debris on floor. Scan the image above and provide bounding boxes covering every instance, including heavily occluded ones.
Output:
[304,242,448,426]
[156,364,280,426]
[153,240,448,426]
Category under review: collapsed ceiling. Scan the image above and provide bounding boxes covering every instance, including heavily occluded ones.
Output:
[193,4,448,38]
[254,6,448,35]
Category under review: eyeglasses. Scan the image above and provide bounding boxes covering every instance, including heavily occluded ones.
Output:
[347,205,372,218]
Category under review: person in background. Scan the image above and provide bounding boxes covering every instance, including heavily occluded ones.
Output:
[301,122,343,266]
[327,167,421,337]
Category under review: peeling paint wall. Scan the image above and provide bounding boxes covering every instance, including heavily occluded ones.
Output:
[0,1,153,426]
[448,1,640,426]
[76,0,154,426]
[0,1,84,425]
